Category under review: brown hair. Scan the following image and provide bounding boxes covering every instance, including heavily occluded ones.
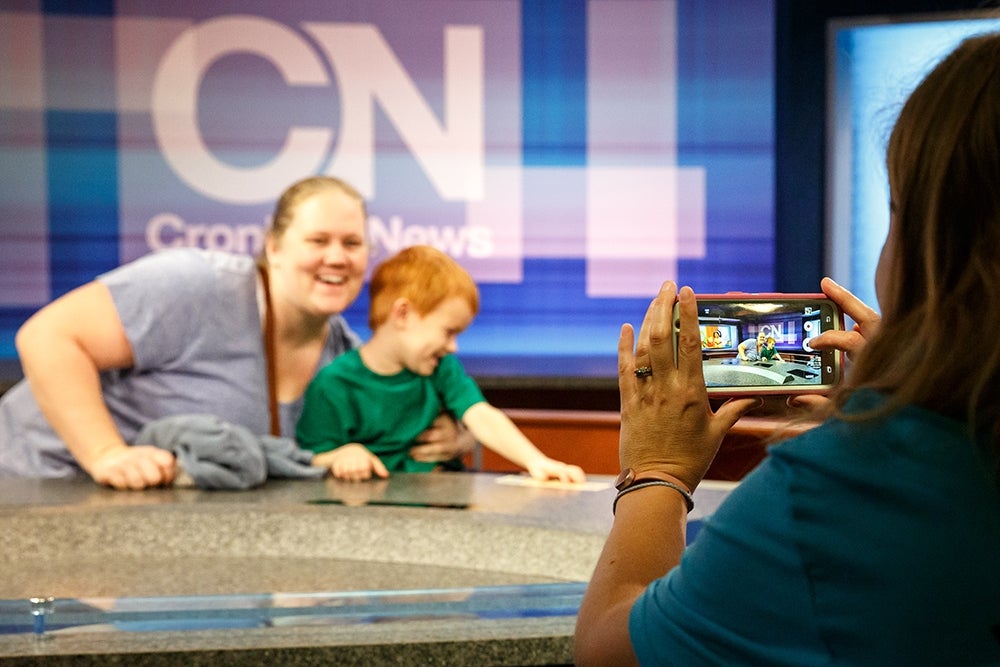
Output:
[832,33,1000,457]
[367,245,479,330]
[257,176,367,266]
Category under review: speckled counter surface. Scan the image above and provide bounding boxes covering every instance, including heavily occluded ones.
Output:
[0,473,735,665]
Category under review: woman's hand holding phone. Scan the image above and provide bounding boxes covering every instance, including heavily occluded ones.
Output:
[619,282,760,491]
[788,277,880,409]
[806,277,881,362]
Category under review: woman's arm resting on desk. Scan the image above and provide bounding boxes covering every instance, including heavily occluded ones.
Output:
[16,282,176,489]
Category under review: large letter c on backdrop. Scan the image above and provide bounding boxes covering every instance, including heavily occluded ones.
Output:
[151,16,333,204]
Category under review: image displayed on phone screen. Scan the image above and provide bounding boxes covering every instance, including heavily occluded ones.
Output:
[689,298,841,393]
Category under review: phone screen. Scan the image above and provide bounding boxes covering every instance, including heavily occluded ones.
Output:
[679,296,843,395]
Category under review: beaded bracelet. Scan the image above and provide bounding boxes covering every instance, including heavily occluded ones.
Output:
[613,479,695,514]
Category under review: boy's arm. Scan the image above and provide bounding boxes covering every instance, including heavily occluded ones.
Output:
[461,403,585,482]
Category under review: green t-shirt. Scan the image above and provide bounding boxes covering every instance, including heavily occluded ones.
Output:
[296,350,485,472]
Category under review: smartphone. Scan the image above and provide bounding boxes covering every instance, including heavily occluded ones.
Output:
[673,293,844,396]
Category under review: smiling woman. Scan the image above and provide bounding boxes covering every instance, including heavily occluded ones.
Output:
[258,177,370,404]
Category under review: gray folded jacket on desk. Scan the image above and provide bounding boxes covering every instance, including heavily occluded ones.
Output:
[135,414,325,490]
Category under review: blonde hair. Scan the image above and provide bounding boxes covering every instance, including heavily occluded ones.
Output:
[832,33,1000,460]
[367,245,479,330]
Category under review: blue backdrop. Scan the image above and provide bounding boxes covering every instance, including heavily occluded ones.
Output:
[0,0,774,378]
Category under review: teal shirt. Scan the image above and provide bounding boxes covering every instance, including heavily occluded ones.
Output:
[296,350,485,473]
[631,392,1000,666]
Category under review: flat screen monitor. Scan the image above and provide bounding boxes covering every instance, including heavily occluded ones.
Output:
[826,11,1000,311]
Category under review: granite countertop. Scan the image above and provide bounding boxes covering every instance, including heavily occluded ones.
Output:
[0,472,736,665]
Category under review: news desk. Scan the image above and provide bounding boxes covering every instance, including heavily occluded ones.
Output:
[0,472,736,666]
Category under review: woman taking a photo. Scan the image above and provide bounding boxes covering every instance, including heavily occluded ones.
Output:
[576,33,1000,666]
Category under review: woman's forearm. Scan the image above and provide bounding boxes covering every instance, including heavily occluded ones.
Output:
[575,485,688,667]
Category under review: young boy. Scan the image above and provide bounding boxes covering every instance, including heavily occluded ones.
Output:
[297,245,586,484]
[759,336,783,362]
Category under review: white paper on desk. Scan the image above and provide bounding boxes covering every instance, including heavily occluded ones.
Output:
[495,474,612,492]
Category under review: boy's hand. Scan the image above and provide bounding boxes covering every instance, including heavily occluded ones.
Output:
[526,457,587,484]
[312,444,389,482]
